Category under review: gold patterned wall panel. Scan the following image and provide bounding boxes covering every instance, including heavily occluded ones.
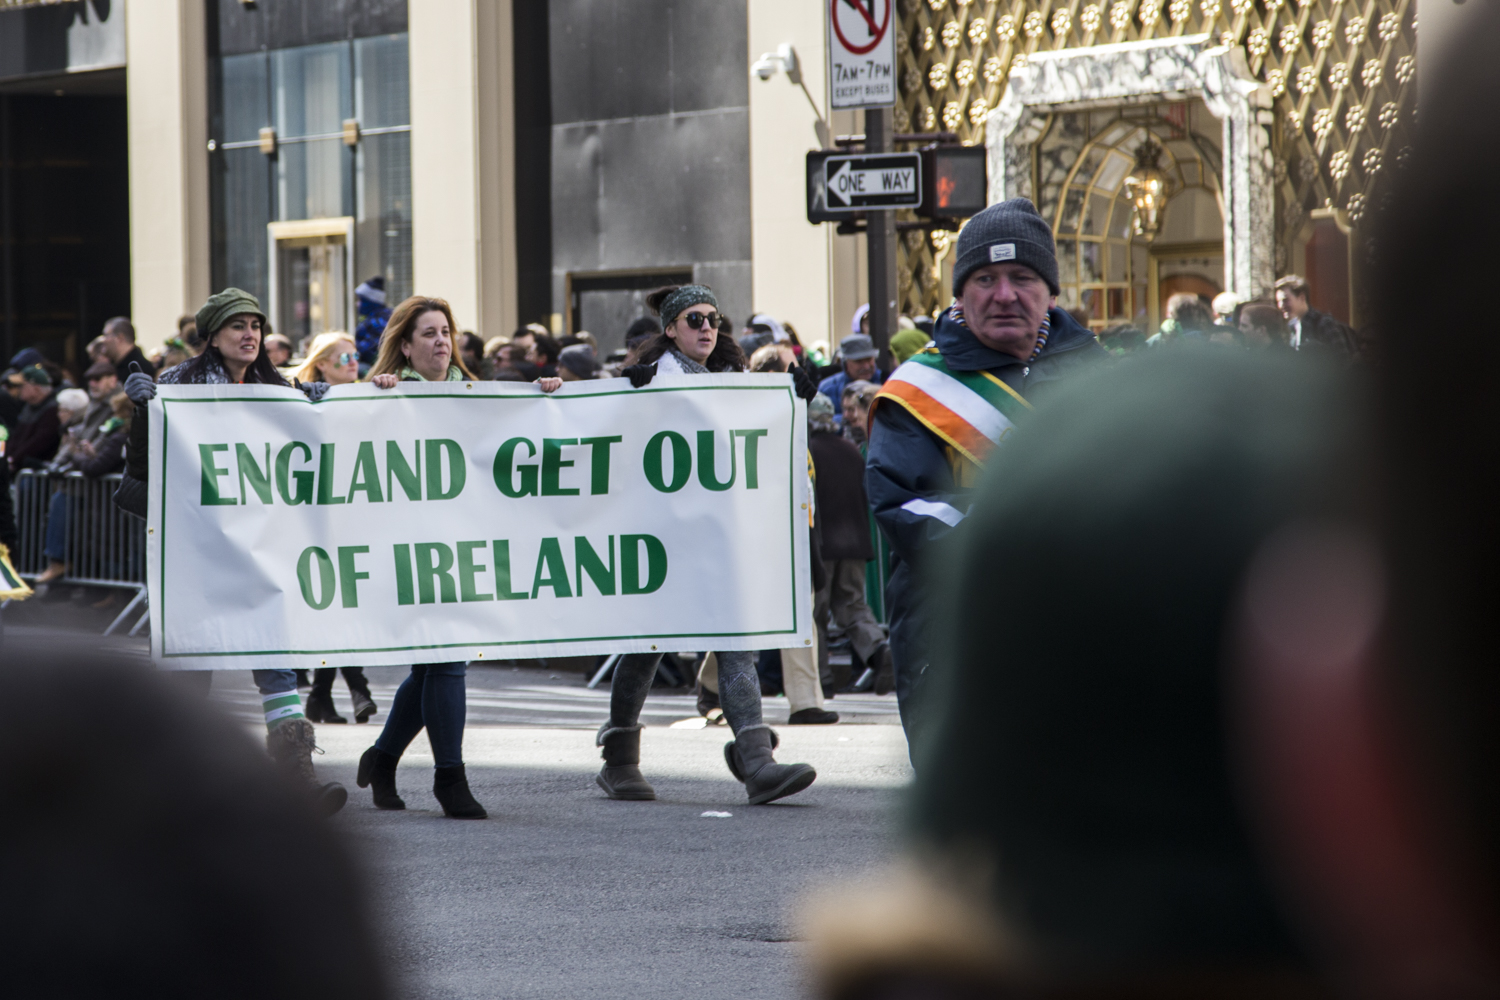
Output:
[895,0,1416,319]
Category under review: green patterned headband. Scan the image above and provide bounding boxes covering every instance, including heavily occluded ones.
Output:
[657,285,718,329]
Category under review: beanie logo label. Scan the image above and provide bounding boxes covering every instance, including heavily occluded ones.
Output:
[989,243,1016,262]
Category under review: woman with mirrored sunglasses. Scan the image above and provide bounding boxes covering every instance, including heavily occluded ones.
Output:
[540,283,822,805]
[291,332,360,387]
[287,333,381,725]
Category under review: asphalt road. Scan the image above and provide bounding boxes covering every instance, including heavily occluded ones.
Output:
[219,666,912,999]
[2,602,913,998]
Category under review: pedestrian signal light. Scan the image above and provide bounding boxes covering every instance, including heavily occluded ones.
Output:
[920,145,987,221]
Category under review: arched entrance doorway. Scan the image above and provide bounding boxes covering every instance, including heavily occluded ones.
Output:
[1036,100,1225,332]
[987,35,1275,332]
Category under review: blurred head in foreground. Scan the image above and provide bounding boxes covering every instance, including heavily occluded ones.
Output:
[0,641,390,1000]
[1245,7,1500,995]
[808,347,1369,998]
[807,15,1500,991]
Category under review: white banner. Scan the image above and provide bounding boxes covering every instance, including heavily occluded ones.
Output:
[147,375,811,669]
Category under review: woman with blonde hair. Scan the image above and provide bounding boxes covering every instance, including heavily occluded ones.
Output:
[366,296,475,386]
[290,331,360,387]
[289,330,379,724]
[356,295,485,819]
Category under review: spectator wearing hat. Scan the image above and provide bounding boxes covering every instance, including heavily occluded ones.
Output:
[817,334,885,416]
[865,196,1108,751]
[98,317,156,384]
[889,328,930,366]
[557,343,601,381]
[353,276,391,366]
[263,333,294,369]
[6,365,61,473]
[77,360,120,439]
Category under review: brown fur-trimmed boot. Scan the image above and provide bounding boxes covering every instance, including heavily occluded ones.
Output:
[266,718,347,816]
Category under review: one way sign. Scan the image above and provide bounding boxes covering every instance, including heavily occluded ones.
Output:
[806,151,922,220]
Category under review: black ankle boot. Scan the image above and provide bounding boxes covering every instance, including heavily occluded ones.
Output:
[343,668,377,723]
[305,685,346,724]
[356,746,405,810]
[433,765,487,819]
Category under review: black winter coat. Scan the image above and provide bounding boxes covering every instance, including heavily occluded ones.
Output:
[7,392,61,473]
[809,429,875,562]
[864,306,1107,676]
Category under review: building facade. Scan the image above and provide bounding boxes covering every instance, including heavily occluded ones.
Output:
[896,0,1417,330]
[0,0,1443,369]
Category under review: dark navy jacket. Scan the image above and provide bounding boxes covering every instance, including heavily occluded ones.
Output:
[864,306,1107,678]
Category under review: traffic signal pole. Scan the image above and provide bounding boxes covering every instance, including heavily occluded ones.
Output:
[864,106,898,371]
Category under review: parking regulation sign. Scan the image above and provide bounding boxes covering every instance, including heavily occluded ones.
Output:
[828,0,895,109]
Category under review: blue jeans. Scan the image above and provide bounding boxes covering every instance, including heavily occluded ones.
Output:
[374,662,467,769]
[44,491,67,562]
[253,669,297,696]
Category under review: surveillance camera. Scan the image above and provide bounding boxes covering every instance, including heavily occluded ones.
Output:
[752,54,779,81]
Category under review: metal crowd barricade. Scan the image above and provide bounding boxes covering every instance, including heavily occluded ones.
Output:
[8,470,148,636]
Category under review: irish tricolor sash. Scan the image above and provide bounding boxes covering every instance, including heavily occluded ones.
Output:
[0,542,32,601]
[871,349,1032,466]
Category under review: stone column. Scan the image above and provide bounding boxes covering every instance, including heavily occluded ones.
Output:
[125,0,209,350]
[409,0,517,339]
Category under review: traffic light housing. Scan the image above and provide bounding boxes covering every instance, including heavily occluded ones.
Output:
[920,145,987,221]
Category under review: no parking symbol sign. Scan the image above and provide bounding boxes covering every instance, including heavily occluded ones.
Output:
[828,0,895,109]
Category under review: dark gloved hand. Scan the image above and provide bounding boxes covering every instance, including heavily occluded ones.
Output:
[622,362,657,388]
[123,363,156,405]
[296,379,332,403]
[788,362,819,402]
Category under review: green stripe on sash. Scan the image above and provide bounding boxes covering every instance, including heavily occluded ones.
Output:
[904,349,1032,424]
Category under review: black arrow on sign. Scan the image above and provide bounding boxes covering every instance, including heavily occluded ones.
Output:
[841,0,881,36]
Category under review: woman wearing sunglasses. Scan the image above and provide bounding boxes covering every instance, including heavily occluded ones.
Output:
[289,333,381,726]
[540,283,821,805]
[290,331,360,387]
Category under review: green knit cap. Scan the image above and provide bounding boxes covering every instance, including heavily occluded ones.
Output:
[890,328,930,364]
[195,288,267,339]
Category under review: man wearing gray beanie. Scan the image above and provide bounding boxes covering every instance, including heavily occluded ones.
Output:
[863,197,1106,756]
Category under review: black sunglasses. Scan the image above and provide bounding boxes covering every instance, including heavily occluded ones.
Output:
[682,310,720,331]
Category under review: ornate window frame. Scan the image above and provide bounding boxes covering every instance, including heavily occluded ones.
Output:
[986,35,1275,301]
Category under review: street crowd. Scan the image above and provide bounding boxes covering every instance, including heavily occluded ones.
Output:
[0,178,1371,823]
[4,21,1492,998]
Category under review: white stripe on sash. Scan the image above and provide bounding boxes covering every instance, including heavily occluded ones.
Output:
[888,362,1014,445]
[901,498,967,526]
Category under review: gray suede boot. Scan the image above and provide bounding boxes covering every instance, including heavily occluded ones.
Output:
[266,718,347,817]
[595,724,656,800]
[724,725,816,804]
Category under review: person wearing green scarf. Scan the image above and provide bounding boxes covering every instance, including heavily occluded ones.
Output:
[365,295,475,386]
[356,293,487,820]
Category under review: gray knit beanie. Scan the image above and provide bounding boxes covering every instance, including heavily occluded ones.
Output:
[951,198,1059,296]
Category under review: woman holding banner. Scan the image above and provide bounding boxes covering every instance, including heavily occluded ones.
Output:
[540,283,824,805]
[118,288,347,816]
[356,296,488,819]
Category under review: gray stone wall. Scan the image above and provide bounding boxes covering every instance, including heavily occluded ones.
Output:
[549,0,750,346]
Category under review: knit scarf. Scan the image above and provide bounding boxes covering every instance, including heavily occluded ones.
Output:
[400,365,466,382]
[666,348,710,375]
[948,304,1051,363]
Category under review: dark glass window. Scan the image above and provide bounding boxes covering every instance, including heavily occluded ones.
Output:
[210,34,410,321]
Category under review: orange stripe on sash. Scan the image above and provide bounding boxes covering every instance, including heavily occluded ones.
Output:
[872,380,994,466]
